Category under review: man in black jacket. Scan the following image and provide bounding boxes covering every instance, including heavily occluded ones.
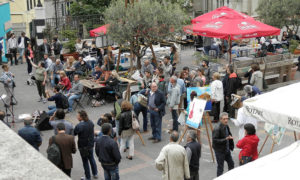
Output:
[52,37,62,60]
[95,123,121,180]
[212,112,234,177]
[39,38,51,57]
[224,65,240,118]
[185,130,201,180]
[147,82,166,143]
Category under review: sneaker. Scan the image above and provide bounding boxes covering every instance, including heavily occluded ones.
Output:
[81,177,90,180]
[93,174,98,179]
[43,99,47,104]
[38,98,43,102]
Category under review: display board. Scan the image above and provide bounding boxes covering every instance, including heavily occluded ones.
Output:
[186,98,207,128]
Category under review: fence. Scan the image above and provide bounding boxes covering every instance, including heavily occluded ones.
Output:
[45,14,104,38]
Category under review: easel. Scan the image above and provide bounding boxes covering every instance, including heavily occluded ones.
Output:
[259,131,298,155]
[178,111,215,163]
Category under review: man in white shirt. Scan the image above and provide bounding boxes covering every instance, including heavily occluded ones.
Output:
[210,72,224,123]
[7,33,18,65]
[231,99,258,140]
[17,32,29,64]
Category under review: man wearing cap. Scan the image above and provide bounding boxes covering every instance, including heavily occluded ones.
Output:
[18,117,42,150]
[244,85,261,98]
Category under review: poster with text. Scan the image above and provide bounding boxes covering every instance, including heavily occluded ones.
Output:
[187,87,212,111]
[264,123,286,145]
[186,98,207,128]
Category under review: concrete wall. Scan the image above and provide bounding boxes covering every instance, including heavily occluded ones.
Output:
[0,2,12,63]
[0,121,70,179]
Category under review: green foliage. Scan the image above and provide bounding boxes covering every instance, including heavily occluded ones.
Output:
[256,0,300,33]
[104,0,188,68]
[193,51,219,65]
[59,30,77,53]
[289,40,300,53]
[70,0,111,16]
[43,24,56,43]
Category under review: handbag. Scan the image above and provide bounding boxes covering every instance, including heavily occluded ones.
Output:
[131,111,140,130]
[240,156,252,165]
[137,94,148,107]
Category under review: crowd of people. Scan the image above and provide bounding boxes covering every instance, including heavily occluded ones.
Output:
[0,33,269,180]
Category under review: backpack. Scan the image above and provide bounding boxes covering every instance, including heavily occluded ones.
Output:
[47,136,61,166]
[236,75,243,90]
[60,93,69,109]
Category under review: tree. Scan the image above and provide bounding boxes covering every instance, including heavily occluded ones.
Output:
[256,0,300,34]
[104,0,188,69]
[70,0,111,16]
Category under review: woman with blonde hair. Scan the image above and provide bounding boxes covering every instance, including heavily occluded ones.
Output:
[119,100,135,160]
[58,71,72,91]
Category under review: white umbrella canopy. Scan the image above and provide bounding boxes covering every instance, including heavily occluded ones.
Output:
[215,140,300,180]
[242,82,300,132]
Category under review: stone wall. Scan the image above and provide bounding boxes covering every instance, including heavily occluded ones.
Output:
[0,121,70,180]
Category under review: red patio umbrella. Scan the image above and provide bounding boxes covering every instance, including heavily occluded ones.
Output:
[89,24,109,37]
[191,6,254,24]
[190,19,280,40]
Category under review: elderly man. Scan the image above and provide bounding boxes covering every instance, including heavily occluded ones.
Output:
[141,59,154,76]
[185,130,201,180]
[66,74,83,113]
[167,72,186,95]
[141,70,152,90]
[212,112,234,177]
[51,59,64,87]
[167,76,181,132]
[18,117,42,151]
[160,56,172,82]
[155,131,190,180]
[148,82,166,143]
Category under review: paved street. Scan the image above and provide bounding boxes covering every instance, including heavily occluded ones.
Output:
[1,49,300,180]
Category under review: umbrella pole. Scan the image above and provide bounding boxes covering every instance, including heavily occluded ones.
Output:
[229,36,232,64]
[116,46,121,72]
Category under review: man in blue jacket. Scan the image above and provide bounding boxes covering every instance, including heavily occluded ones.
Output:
[148,82,166,143]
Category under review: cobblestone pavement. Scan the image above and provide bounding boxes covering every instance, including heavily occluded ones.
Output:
[1,48,300,180]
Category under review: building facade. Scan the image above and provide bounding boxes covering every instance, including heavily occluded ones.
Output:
[0,2,12,63]
[9,0,45,37]
[192,0,259,17]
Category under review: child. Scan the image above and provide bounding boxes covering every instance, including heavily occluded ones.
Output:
[236,123,259,165]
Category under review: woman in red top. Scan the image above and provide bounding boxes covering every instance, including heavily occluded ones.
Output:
[59,71,72,91]
[236,123,259,165]
[25,43,34,75]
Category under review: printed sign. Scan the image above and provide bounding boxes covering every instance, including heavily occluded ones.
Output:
[187,87,212,111]
[186,98,207,128]
[264,123,286,145]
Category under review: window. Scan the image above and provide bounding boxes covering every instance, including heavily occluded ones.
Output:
[61,4,65,16]
[27,0,30,11]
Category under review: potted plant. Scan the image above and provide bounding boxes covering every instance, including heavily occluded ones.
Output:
[59,29,79,60]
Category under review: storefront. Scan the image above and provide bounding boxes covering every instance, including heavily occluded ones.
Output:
[0,2,12,63]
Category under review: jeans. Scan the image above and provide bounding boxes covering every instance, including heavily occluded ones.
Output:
[79,148,98,180]
[18,48,24,63]
[51,74,60,87]
[120,134,134,157]
[215,151,234,177]
[212,101,220,121]
[171,109,178,131]
[9,48,17,65]
[68,94,81,112]
[47,105,57,116]
[134,103,148,131]
[116,120,129,148]
[149,110,162,141]
[26,58,32,74]
[104,166,119,180]
[36,80,46,98]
